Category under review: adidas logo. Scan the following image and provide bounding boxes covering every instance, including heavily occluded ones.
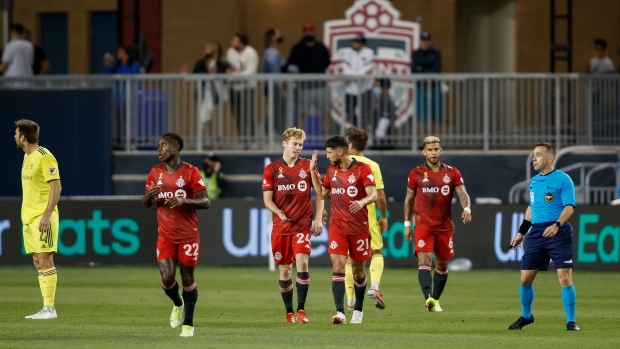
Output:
[564,259,573,263]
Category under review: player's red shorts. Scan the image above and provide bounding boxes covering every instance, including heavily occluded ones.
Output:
[271,232,312,265]
[328,230,371,263]
[156,235,200,266]
[414,226,454,260]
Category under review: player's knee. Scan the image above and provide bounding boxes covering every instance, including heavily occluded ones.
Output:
[160,273,176,287]
[296,260,308,272]
[519,277,533,286]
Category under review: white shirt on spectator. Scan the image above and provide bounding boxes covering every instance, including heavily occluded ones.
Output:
[226,45,259,75]
[1,39,34,77]
[340,46,374,95]
[588,56,615,74]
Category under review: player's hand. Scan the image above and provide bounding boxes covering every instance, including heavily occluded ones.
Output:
[462,210,472,224]
[309,150,318,171]
[378,217,388,233]
[38,215,51,233]
[509,233,524,250]
[542,224,559,238]
[404,226,413,242]
[165,197,185,208]
[349,200,365,213]
[146,181,161,199]
[322,208,328,225]
[312,217,323,236]
[277,210,290,222]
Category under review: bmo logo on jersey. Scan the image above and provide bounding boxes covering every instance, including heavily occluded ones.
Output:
[158,189,187,199]
[331,188,345,194]
[278,184,296,191]
[422,187,439,193]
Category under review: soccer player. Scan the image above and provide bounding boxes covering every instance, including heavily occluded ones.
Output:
[142,133,210,337]
[404,136,472,312]
[345,127,387,310]
[310,136,377,324]
[262,127,325,324]
[15,119,62,320]
[508,142,580,331]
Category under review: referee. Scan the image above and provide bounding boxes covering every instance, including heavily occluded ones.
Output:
[508,142,580,331]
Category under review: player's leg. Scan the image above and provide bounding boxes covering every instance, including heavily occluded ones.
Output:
[179,263,198,336]
[430,233,454,311]
[414,227,435,304]
[549,227,578,330]
[557,268,579,330]
[294,253,310,323]
[368,221,386,309]
[25,215,58,320]
[157,236,183,328]
[278,263,294,321]
[272,233,295,322]
[349,232,371,324]
[330,253,347,324]
[345,256,355,310]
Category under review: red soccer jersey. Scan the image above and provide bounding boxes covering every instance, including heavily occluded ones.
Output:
[262,157,317,235]
[323,159,376,236]
[146,162,207,243]
[407,163,464,233]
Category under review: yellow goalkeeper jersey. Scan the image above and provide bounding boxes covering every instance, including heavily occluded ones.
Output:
[21,146,60,224]
[350,154,384,230]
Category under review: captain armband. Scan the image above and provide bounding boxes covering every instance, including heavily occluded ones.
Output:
[518,219,532,235]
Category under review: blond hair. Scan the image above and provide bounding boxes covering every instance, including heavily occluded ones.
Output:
[282,127,306,142]
[423,135,441,146]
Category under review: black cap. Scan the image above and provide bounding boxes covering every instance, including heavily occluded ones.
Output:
[420,31,431,40]
[352,33,367,44]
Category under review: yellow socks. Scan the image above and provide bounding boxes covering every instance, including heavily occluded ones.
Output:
[369,254,384,289]
[38,267,57,307]
[345,263,355,302]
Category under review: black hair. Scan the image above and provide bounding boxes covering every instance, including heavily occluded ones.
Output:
[594,38,607,50]
[325,136,348,149]
[162,132,184,151]
[377,78,391,90]
[10,23,25,35]
[264,28,276,49]
[235,33,249,46]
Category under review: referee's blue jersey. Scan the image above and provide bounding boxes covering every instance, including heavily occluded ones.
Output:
[529,169,575,223]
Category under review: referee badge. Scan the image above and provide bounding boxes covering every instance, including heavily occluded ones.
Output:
[544,192,554,202]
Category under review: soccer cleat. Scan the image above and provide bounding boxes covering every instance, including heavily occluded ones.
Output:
[566,321,580,331]
[425,296,437,312]
[350,310,363,324]
[331,311,346,325]
[286,312,296,323]
[347,299,356,310]
[296,310,309,324]
[170,301,184,328]
[27,306,57,320]
[367,289,385,310]
[433,300,443,312]
[179,325,194,337]
[508,315,534,330]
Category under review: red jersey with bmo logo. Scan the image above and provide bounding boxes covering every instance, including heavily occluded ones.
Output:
[146,162,207,243]
[407,163,464,233]
[262,157,317,235]
[323,159,376,235]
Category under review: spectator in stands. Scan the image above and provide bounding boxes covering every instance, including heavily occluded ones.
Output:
[226,33,259,147]
[341,34,374,128]
[369,79,396,150]
[261,28,287,134]
[104,45,140,74]
[285,23,331,147]
[193,42,232,129]
[0,23,34,77]
[588,38,615,74]
[22,28,49,75]
[200,153,225,200]
[411,31,442,135]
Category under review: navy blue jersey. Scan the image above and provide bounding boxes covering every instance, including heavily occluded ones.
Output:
[529,169,575,224]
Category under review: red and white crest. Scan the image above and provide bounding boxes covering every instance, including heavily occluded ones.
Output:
[325,0,420,127]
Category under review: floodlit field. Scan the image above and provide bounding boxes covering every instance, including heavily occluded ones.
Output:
[0,266,619,349]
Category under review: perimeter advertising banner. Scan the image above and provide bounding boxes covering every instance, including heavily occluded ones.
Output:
[0,199,618,271]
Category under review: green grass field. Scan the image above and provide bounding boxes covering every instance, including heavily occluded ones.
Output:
[0,266,619,348]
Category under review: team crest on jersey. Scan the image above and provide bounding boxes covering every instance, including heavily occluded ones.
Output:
[176,176,185,187]
[423,172,429,182]
[278,167,284,178]
[299,169,307,179]
[443,174,450,184]
[544,192,554,202]
[330,241,338,249]
[348,174,356,184]
[418,239,426,248]
[274,252,283,261]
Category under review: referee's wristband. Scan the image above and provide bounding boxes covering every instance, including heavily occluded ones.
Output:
[404,221,411,227]
[518,219,532,235]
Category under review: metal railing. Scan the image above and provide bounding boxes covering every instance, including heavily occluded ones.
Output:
[1,73,619,151]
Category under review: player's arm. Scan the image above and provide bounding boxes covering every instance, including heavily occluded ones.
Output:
[454,185,472,224]
[350,185,377,213]
[310,150,329,199]
[142,180,161,208]
[542,205,575,238]
[312,194,325,236]
[376,188,388,233]
[404,188,416,242]
[510,206,532,250]
[38,179,62,233]
[166,190,210,210]
[263,190,289,222]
